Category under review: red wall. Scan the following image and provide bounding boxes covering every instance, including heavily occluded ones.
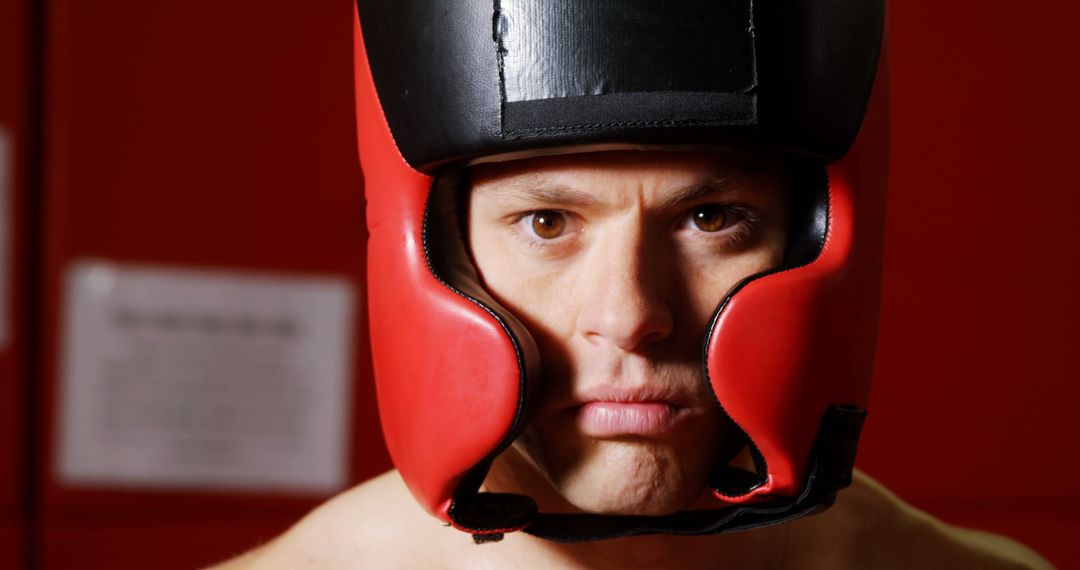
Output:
[37,1,389,568]
[14,0,1079,568]
[858,1,1080,567]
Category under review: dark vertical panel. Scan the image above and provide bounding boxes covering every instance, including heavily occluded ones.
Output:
[0,0,32,566]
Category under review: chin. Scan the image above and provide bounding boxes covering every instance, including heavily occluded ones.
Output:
[486,410,741,516]
[491,430,722,516]
[552,439,714,516]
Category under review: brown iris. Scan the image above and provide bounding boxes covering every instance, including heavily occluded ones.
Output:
[531,211,566,239]
[692,205,728,232]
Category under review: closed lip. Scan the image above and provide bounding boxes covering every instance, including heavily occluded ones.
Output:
[570,386,693,436]
[570,384,692,408]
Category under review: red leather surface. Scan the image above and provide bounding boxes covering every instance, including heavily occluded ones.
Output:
[353,9,524,521]
[707,57,890,501]
[354,1,890,520]
[37,0,389,565]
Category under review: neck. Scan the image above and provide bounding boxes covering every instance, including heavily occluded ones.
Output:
[470,444,792,569]
[474,523,789,570]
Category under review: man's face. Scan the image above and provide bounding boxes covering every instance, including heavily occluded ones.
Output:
[467,150,790,516]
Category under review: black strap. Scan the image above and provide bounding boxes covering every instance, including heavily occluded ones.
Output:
[452,406,867,543]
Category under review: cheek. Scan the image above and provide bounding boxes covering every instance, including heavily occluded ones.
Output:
[686,247,785,319]
[468,226,579,339]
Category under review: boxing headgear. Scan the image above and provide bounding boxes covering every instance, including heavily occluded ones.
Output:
[354,0,888,542]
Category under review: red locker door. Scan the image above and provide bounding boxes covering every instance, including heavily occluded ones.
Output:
[858,0,1080,568]
[39,1,389,568]
[0,0,31,567]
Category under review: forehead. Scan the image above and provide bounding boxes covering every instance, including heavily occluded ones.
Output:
[468,150,789,206]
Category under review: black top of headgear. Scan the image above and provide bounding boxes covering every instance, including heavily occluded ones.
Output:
[358,0,885,172]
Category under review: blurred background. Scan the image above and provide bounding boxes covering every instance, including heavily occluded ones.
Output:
[0,0,1076,568]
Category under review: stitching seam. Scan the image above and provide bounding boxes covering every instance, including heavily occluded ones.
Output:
[506,117,746,136]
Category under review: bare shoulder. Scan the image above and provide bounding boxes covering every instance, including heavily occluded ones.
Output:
[809,470,1055,570]
[205,470,460,570]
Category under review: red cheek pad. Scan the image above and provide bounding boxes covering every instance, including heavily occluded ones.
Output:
[355,16,533,521]
[707,77,890,502]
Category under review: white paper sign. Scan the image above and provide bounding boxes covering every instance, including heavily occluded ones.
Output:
[57,260,355,493]
[0,128,11,349]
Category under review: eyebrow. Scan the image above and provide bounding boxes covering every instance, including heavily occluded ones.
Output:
[476,178,604,210]
[655,177,736,210]
[475,175,739,211]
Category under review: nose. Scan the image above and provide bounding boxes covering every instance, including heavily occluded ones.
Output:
[575,228,674,352]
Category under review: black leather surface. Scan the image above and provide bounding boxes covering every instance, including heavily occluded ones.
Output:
[358,0,885,171]
[497,0,755,102]
[503,92,757,137]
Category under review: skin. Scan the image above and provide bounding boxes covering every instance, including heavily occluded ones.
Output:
[210,151,1053,569]
[467,150,790,516]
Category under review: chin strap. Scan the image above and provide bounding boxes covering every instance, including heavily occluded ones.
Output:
[450,406,867,544]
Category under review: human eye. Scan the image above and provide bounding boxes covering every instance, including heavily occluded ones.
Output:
[688,204,737,232]
[681,203,758,248]
[526,210,570,239]
[509,209,580,253]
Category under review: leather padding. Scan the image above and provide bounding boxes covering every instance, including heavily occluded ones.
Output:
[706,59,890,501]
[354,0,890,536]
[354,12,537,521]
[358,0,885,170]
